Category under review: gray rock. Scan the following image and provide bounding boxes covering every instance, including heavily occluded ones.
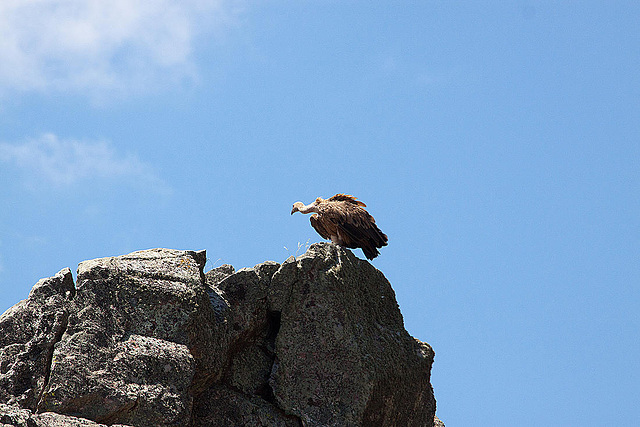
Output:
[205,264,235,287]
[0,403,34,427]
[267,243,436,426]
[37,249,217,426]
[0,404,133,427]
[192,384,300,427]
[1,245,441,426]
[34,411,131,427]
[0,268,74,410]
[195,260,289,424]
[434,414,446,427]
[199,244,437,426]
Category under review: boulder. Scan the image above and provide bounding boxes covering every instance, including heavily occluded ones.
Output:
[266,243,435,426]
[1,244,440,426]
[0,403,132,426]
[0,268,74,410]
[36,249,216,426]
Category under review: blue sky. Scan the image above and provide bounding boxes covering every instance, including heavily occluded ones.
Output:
[1,1,638,425]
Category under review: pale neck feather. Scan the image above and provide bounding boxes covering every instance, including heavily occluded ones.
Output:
[298,203,318,214]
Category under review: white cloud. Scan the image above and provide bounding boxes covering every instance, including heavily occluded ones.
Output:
[0,133,171,194]
[0,0,241,97]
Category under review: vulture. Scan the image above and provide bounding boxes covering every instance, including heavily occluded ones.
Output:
[290,194,388,260]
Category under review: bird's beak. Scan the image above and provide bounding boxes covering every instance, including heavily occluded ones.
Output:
[290,206,297,215]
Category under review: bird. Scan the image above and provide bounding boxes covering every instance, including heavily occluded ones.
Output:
[290,194,388,260]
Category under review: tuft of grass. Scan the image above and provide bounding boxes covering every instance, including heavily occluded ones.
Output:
[205,257,223,270]
[284,238,311,258]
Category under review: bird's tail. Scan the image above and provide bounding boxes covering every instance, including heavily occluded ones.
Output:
[362,245,380,260]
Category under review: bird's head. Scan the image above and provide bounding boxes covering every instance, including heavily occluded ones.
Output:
[291,200,320,215]
[291,201,305,215]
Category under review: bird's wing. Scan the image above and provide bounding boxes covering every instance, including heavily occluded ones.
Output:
[313,198,388,259]
[343,212,387,244]
[328,194,367,207]
[335,206,389,259]
[310,214,333,240]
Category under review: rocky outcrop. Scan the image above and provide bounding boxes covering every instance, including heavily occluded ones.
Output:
[0,243,440,426]
[0,267,75,410]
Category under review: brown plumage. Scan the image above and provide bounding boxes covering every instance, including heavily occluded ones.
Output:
[290,194,388,260]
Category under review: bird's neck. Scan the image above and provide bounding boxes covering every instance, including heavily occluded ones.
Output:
[299,204,318,214]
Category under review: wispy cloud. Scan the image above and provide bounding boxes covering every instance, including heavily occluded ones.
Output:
[0,133,171,194]
[0,0,242,97]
